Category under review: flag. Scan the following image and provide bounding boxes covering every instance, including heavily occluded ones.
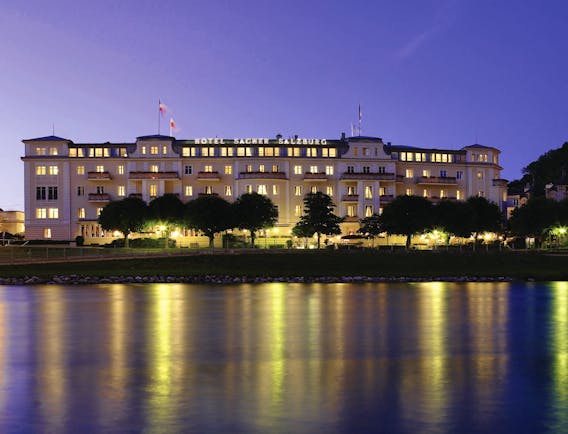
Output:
[159,100,167,116]
[358,104,362,122]
[169,117,176,129]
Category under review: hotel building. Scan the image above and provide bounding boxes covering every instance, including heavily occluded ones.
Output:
[21,134,507,243]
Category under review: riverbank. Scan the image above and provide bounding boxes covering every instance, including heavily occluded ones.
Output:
[0,250,566,283]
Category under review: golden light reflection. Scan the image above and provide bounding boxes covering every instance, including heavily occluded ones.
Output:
[269,284,286,409]
[0,290,6,413]
[550,281,568,431]
[38,288,67,433]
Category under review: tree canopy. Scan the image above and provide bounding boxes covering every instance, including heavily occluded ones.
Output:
[466,196,503,235]
[509,197,563,237]
[184,195,233,248]
[232,193,278,248]
[98,197,149,248]
[434,199,474,239]
[379,195,434,248]
[292,192,343,248]
[149,193,185,247]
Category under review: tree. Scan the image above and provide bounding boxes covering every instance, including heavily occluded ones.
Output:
[292,192,343,248]
[509,197,560,238]
[379,195,434,248]
[184,195,233,248]
[434,200,474,240]
[467,196,503,235]
[358,213,382,247]
[98,197,149,248]
[148,194,185,248]
[232,193,278,248]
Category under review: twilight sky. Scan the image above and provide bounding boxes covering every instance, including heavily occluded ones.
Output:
[1,0,567,210]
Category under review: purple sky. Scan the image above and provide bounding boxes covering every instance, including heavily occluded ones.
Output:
[1,0,567,210]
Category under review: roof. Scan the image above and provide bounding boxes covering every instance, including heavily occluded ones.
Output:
[348,136,383,142]
[461,143,500,152]
[385,143,466,154]
[23,135,71,142]
[136,134,175,141]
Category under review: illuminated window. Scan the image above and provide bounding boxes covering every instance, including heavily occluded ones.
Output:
[365,205,373,217]
[294,186,303,196]
[422,169,430,177]
[49,147,58,155]
[306,147,318,157]
[326,186,333,196]
[221,147,234,157]
[347,186,356,195]
[225,185,232,196]
[118,165,124,175]
[77,165,85,175]
[43,228,52,239]
[288,147,300,157]
[477,171,484,179]
[347,205,356,217]
[36,147,46,155]
[259,164,265,173]
[310,165,318,174]
[141,146,147,155]
[97,207,103,216]
[36,165,46,175]
[405,169,413,178]
[440,189,446,198]
[185,185,193,196]
[379,187,385,196]
[162,145,168,154]
[78,208,85,219]
[96,186,104,194]
[36,208,47,219]
[272,185,279,195]
[246,164,253,173]
[362,148,369,156]
[245,185,252,194]
[365,186,373,199]
[294,165,302,175]
[295,205,302,217]
[272,165,279,173]
[224,165,232,175]
[457,190,462,200]
[150,165,159,173]
[117,185,125,197]
[95,165,104,173]
[258,147,264,157]
[149,184,157,198]
[237,147,245,157]
[150,146,159,155]
[325,166,334,175]
[423,189,429,198]
[329,148,337,157]
[258,184,267,195]
[478,191,485,197]
[406,188,413,195]
[204,165,213,173]
[322,148,329,157]
[400,152,407,161]
[265,147,274,157]
[69,148,77,157]
[48,165,59,175]
[202,147,215,157]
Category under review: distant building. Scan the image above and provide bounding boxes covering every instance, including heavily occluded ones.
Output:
[0,210,25,236]
[21,134,507,243]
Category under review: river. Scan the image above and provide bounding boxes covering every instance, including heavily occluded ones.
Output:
[0,281,566,433]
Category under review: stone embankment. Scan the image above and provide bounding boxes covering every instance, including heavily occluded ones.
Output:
[0,275,514,285]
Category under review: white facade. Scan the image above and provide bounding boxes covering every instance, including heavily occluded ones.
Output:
[21,134,507,242]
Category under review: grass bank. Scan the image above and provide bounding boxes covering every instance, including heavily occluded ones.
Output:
[0,250,566,281]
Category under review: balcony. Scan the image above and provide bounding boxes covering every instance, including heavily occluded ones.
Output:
[379,194,394,202]
[198,192,219,197]
[87,171,112,180]
[303,172,328,181]
[197,171,221,181]
[416,176,457,185]
[341,194,359,202]
[493,178,508,187]
[128,193,143,199]
[129,171,180,180]
[340,172,398,181]
[343,216,359,223]
[88,193,111,202]
[239,171,287,180]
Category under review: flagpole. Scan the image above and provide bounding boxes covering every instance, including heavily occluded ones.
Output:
[158,99,161,135]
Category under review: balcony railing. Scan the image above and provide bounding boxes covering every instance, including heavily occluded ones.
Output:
[196,171,221,181]
[238,171,287,180]
[129,171,180,180]
[88,193,111,202]
[87,171,112,180]
[341,194,359,202]
[128,193,143,199]
[492,178,508,187]
[379,194,394,202]
[343,216,359,222]
[340,172,398,181]
[416,176,457,185]
[198,192,219,197]
[303,172,328,181]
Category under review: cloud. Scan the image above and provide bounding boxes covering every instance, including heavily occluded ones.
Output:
[395,0,459,60]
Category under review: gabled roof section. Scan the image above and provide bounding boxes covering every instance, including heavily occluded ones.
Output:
[462,143,500,152]
[23,135,72,143]
[136,134,175,141]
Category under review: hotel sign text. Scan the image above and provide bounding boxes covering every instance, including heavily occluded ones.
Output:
[195,138,328,145]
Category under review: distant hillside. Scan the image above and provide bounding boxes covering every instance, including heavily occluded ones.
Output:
[509,142,568,196]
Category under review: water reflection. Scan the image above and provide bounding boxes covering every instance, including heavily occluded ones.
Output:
[0,281,566,433]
